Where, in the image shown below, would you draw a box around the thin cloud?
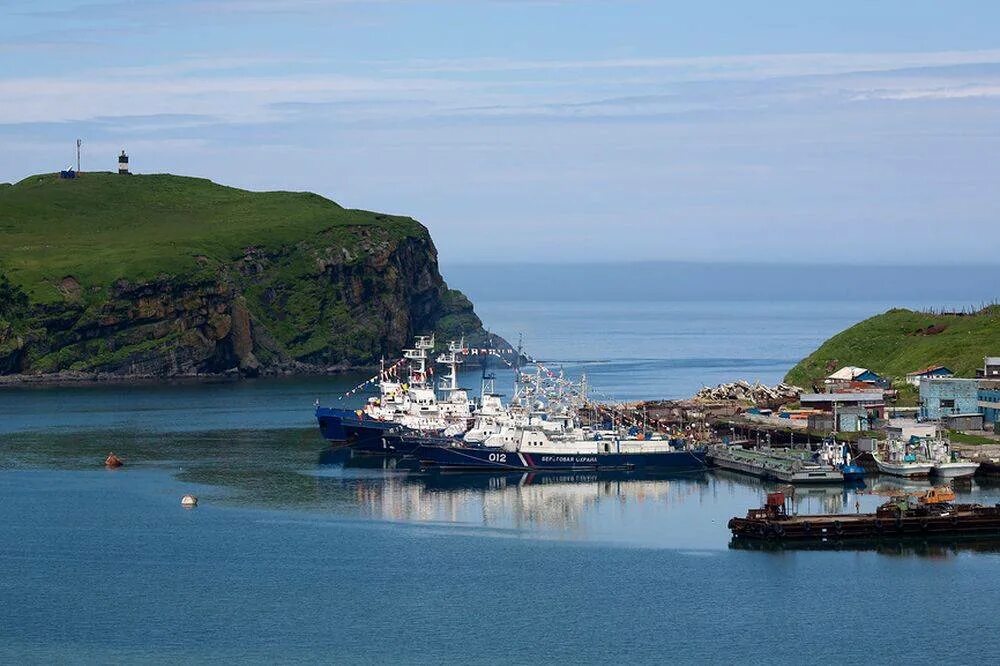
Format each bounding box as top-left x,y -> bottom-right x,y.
395,49 -> 1000,81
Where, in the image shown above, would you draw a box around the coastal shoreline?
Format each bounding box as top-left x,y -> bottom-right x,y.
0,352 -> 507,388
0,367 -> 369,388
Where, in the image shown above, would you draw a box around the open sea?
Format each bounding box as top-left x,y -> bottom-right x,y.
3,265 -> 1000,664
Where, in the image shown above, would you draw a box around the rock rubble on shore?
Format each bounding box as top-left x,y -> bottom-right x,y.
695,380 -> 803,407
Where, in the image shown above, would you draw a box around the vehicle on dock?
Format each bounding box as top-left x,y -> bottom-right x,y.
728,490 -> 1000,543
708,445 -> 843,484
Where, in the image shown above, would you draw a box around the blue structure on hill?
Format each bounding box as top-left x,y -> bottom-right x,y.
919,377 -> 979,420
980,382 -> 1000,425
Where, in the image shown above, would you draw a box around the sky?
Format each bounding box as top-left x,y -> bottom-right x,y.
2,1 -> 1000,264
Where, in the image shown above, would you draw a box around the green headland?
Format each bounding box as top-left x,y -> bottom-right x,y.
785,306 -> 1000,389
0,172 -> 493,378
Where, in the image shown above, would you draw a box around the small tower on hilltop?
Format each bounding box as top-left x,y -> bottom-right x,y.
118,149 -> 130,175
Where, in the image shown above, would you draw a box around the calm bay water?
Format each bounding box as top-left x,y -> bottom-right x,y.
3,296 -> 1000,664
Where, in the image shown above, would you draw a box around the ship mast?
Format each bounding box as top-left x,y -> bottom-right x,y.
403,334 -> 435,388
480,351 -> 496,402
436,337 -> 464,399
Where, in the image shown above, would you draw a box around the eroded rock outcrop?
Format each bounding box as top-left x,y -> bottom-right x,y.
0,216 -> 492,380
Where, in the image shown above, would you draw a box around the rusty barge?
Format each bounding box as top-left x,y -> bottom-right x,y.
728,490 -> 1000,543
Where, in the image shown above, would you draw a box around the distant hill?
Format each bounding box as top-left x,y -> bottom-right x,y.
784,306 -> 1000,388
0,172 -> 496,378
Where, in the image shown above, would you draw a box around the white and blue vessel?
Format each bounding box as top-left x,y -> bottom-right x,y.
316,335 -> 473,454
817,439 -> 866,482
413,426 -> 706,472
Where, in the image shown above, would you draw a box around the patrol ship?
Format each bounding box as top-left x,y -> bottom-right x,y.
413,424 -> 707,472
315,335 -> 474,454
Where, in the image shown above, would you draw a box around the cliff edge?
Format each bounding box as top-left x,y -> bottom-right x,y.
0,172 -> 496,379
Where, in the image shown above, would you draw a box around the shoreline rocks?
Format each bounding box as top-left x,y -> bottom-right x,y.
695,380 -> 803,408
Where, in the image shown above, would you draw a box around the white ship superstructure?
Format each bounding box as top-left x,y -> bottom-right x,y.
464,366 -> 582,444
362,335 -> 471,434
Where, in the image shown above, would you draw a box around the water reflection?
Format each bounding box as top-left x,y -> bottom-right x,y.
10,425 -> 1000,555
309,447 -> 1000,554
318,447 -> 710,532
730,537 -> 1000,556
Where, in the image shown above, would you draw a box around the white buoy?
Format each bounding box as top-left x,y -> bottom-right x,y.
181,494 -> 198,508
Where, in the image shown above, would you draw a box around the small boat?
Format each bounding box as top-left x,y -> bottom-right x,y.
926,439 -> 980,479
873,456 -> 935,477
873,439 -> 934,477
933,459 -> 980,479
817,439 -> 866,482
104,453 -> 123,468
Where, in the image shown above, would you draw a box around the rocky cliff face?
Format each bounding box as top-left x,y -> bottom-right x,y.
0,229 -> 492,380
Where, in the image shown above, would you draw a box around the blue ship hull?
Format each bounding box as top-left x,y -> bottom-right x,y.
839,464 -> 867,482
414,443 -> 708,472
315,407 -> 443,455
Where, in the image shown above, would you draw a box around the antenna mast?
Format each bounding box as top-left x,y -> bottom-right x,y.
76,139 -> 82,173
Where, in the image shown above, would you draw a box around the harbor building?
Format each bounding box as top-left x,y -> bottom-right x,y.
980,380 -> 1000,426
800,392 -> 885,429
823,365 -> 889,392
978,357 -> 1000,379
905,364 -> 953,387
919,377 -> 980,426
885,419 -> 937,441
835,405 -> 873,432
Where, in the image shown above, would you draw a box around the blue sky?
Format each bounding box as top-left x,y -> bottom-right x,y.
3,1 -> 1000,263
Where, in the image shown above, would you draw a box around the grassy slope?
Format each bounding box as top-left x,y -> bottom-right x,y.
785,307 -> 1000,387
0,172 -> 425,302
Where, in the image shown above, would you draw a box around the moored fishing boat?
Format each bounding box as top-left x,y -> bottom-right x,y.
817,439 -> 866,482
872,439 -> 934,478
926,438 -> 980,479
933,459 -> 981,479
873,457 -> 935,478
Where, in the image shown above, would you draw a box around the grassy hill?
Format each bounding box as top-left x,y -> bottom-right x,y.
0,172 -> 494,377
785,306 -> 1000,388
0,172 -> 423,303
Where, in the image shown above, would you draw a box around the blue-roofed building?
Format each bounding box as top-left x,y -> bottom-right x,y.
905,365 -> 954,387
919,377 -> 979,421
825,366 -> 888,389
